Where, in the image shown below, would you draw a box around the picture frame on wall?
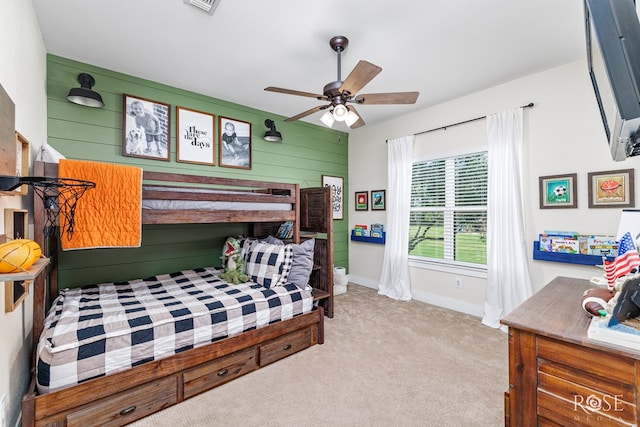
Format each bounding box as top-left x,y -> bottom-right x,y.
587,168 -> 635,208
219,116 -> 251,169
371,189 -> 386,211
355,191 -> 368,211
176,106 -> 215,166
122,94 -> 170,161
322,175 -> 344,220
538,173 -> 577,209
14,131 -> 29,195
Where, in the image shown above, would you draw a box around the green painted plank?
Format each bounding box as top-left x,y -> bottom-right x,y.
46,54 -> 349,288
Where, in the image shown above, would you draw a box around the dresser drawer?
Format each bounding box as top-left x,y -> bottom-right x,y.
259,328 -> 311,367
538,388 -> 634,427
65,376 -> 177,427
538,372 -> 636,426
183,347 -> 258,399
537,336 -> 635,386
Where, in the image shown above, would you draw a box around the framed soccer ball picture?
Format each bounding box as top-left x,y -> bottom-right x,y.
539,173 -> 577,209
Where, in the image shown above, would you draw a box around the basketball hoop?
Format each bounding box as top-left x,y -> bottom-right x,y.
0,176 -> 95,239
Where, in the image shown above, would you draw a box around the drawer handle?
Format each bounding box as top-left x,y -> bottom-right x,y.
283,344 -> 292,351
217,368 -> 229,377
119,405 -> 137,416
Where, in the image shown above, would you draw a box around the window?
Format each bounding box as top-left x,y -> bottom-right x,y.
409,151 -> 487,267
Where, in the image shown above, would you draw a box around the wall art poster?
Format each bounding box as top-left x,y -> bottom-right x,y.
176,107 -> 215,165
322,175 -> 344,220
122,94 -> 170,161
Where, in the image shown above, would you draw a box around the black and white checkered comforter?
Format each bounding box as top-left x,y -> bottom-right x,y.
36,267 -> 312,394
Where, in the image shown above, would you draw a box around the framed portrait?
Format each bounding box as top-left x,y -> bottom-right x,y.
355,191 -> 368,211
176,107 -> 215,166
322,175 -> 344,220
122,94 -> 170,161
587,168 -> 635,208
371,190 -> 386,211
539,173 -> 577,209
219,116 -> 251,169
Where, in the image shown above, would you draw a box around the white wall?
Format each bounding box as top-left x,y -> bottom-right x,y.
0,1 -> 46,426
348,58 -> 640,316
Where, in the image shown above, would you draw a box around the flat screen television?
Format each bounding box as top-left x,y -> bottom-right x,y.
585,0 -> 640,161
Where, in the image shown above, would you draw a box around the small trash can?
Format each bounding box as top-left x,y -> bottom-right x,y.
334,267 -> 348,295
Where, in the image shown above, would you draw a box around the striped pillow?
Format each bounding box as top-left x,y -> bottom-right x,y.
244,241 -> 293,288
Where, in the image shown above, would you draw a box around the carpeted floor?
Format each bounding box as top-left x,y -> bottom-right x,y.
128,284 -> 508,426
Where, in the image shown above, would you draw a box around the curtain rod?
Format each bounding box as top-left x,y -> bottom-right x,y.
386,102 -> 534,142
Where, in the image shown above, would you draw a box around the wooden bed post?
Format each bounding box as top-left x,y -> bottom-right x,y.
32,161 -> 47,360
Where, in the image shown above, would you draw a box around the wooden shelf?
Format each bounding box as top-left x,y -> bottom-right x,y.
351,231 -> 385,244
0,257 -> 49,281
532,241 -> 603,266
311,287 -> 330,303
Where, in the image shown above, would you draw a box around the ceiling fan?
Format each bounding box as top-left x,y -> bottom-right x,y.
264,36 -> 419,129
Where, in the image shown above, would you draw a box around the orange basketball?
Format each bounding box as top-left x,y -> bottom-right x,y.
0,239 -> 42,273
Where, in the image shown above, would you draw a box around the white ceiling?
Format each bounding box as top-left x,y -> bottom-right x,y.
32,0 -> 587,131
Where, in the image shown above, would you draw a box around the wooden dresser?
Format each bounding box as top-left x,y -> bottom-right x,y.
501,276 -> 640,427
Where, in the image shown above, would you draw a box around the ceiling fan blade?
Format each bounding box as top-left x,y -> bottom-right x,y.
264,86 -> 326,100
347,106 -> 366,129
284,105 -> 329,122
340,60 -> 382,96
355,92 -> 420,105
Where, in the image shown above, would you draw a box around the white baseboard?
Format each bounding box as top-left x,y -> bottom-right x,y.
348,275 -> 484,318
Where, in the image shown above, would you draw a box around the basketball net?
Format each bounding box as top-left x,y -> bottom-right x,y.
29,178 -> 96,239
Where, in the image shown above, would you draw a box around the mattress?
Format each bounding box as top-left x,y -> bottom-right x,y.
36,267 -> 312,393
142,186 -> 292,211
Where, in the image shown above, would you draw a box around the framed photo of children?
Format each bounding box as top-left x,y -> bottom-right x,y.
371,189 -> 386,211
539,173 -> 577,209
587,168 -> 635,208
122,94 -> 170,161
355,191 -> 368,211
322,175 -> 344,220
219,116 -> 251,169
176,107 -> 215,166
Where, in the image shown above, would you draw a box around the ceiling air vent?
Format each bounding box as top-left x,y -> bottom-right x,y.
183,0 -> 221,14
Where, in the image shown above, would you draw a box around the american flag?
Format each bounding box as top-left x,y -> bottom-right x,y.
604,231 -> 640,290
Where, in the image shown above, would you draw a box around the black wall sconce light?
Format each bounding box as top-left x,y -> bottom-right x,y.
263,119 -> 282,142
67,73 -> 105,108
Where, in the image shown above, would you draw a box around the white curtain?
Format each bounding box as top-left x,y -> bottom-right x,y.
482,109 -> 533,331
378,135 -> 414,301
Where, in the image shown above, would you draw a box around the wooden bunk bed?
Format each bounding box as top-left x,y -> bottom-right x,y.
21,160 -> 331,427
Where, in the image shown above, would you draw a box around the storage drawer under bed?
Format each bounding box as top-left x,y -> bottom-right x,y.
182,347 -> 258,399
259,328 -> 312,367
62,376 -> 177,427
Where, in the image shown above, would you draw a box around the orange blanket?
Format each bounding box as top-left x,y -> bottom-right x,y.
58,159 -> 142,250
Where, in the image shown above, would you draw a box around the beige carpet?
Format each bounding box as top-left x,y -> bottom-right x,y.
128,284 -> 508,427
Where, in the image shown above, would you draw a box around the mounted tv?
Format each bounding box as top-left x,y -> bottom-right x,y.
585,0 -> 640,161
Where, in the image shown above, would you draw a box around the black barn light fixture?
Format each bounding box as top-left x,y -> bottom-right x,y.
263,119 -> 283,142
67,73 -> 104,108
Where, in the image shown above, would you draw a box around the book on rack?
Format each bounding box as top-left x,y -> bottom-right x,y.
353,224 -> 370,237
371,223 -> 384,238
276,221 -> 294,239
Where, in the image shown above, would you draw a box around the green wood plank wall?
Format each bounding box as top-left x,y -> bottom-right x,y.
45,55 -> 349,288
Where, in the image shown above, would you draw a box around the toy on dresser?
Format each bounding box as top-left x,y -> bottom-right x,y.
581,287 -> 617,317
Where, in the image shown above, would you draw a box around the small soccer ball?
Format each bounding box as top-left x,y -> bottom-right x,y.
553,185 -> 567,197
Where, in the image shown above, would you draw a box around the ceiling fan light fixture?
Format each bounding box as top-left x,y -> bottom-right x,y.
345,110 -> 359,127
320,111 -> 335,127
332,104 -> 348,121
